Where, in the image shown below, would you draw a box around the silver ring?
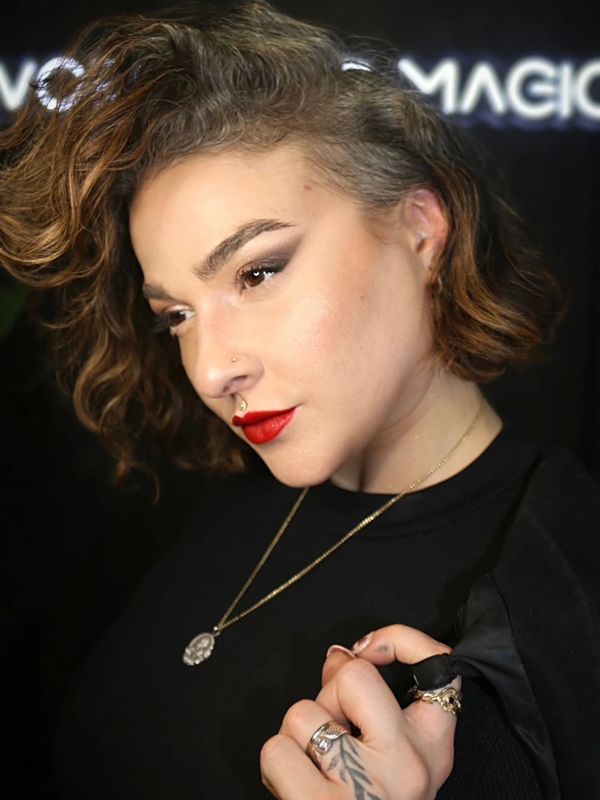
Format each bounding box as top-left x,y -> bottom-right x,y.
306,720 -> 351,766
409,685 -> 462,716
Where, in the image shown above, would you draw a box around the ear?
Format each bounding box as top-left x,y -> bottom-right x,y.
400,187 -> 448,272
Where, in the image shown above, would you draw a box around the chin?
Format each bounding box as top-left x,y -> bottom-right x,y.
260,453 -> 337,489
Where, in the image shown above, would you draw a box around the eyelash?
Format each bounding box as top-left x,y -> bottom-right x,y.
151,259 -> 287,335
151,309 -> 193,335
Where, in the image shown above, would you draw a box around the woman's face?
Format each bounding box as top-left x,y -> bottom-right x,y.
130,145 -> 441,488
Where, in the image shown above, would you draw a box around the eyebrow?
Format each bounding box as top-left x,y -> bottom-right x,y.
193,218 -> 296,281
141,218 -> 295,301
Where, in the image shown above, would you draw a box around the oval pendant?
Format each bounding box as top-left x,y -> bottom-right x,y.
182,631 -> 215,665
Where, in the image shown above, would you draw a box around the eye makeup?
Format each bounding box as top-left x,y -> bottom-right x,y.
149,238 -> 299,335
235,258 -> 287,291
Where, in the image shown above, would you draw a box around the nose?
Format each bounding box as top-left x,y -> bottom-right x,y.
184,313 -> 262,403
195,355 -> 260,401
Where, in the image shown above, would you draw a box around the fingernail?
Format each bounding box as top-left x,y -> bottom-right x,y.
326,644 -> 356,659
351,633 -> 372,654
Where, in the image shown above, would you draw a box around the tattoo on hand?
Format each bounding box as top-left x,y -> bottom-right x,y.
327,737 -> 382,800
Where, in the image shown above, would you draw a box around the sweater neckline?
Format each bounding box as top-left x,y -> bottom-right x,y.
297,424 -> 541,540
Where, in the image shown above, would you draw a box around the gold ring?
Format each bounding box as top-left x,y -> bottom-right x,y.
306,720 -> 351,766
410,685 -> 462,716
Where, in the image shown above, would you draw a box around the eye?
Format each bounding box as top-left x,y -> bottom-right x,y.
152,307 -> 195,336
238,260 -> 286,291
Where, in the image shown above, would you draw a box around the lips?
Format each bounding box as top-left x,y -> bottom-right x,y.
232,407 -> 296,445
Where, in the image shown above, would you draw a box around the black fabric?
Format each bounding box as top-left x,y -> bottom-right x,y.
47,426 -> 551,799
445,576 -> 560,798
437,677 -> 544,800
490,451 -> 600,797
413,449 -> 600,798
3,424 -> 599,798
411,653 -> 455,689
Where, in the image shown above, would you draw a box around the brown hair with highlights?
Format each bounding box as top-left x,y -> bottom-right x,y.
0,0 -> 563,485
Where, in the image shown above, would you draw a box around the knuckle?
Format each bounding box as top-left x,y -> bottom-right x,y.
281,698 -> 314,731
337,655 -> 378,686
260,734 -> 287,767
386,623 -> 451,655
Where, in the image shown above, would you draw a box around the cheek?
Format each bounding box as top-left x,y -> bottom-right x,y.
284,252 -> 383,366
277,289 -> 361,372
299,270 -> 431,400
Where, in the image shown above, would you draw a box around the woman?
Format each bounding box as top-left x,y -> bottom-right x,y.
1,1 -> 599,798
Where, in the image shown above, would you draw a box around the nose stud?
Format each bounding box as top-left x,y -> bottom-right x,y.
237,396 -> 247,413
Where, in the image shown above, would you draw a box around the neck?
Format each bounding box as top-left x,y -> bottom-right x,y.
330,373 -> 503,494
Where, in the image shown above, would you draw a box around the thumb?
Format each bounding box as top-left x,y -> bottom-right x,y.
350,624 -> 451,666
350,624 -> 461,748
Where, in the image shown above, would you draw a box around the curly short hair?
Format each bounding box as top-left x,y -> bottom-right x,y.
0,0 -> 563,484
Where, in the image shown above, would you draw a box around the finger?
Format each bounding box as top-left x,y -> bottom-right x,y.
404,675 -> 462,746
274,699 -> 359,793
317,657 -> 458,790
318,624 -> 452,741
260,732 -> 330,800
321,644 -> 356,687
351,624 -> 451,667
316,657 -> 407,748
349,625 -> 459,752
279,698 -> 349,751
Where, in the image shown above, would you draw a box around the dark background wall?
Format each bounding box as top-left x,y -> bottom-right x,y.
0,1 -> 598,794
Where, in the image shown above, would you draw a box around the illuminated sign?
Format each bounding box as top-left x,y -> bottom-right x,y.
0,55 -> 84,116
397,57 -> 600,125
1,54 -> 599,128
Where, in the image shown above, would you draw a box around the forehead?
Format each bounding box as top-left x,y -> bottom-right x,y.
129,144 -> 328,245
129,144 -> 376,280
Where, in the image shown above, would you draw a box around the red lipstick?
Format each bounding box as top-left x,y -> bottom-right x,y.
232,407 -> 296,445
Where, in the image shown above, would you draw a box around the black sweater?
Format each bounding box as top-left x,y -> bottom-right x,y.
51,427 -> 546,798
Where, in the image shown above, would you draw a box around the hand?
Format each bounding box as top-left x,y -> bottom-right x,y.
260,625 -> 459,800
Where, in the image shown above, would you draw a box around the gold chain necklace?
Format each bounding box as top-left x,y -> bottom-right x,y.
183,400 -> 485,665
